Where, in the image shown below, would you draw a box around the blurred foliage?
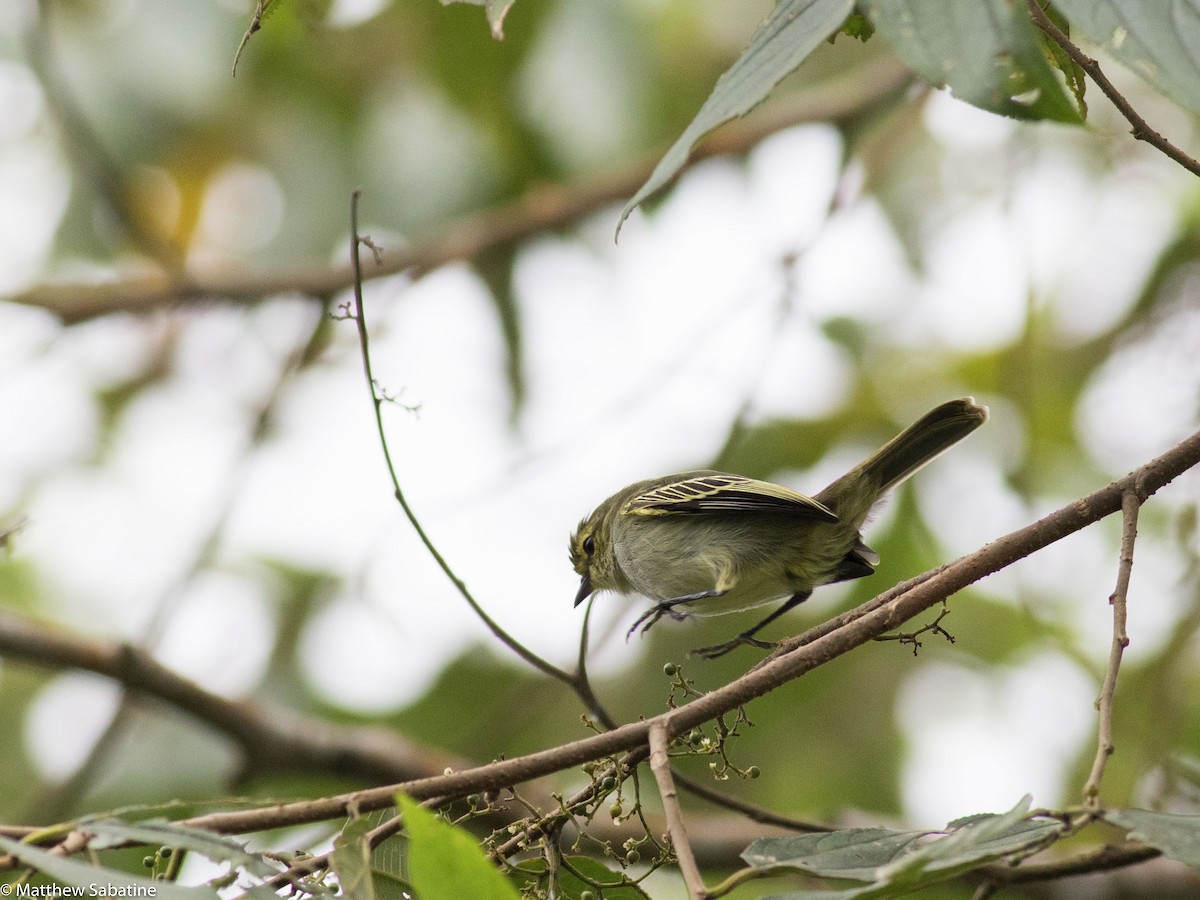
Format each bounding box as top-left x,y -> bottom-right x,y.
2,0 -> 1200,898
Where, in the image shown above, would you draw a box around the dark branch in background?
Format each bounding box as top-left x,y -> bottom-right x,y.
1027,0 -> 1200,178
0,612 -> 470,784
0,609 -> 772,874
27,2 -> 183,270
6,57 -> 914,323
22,307 -> 331,824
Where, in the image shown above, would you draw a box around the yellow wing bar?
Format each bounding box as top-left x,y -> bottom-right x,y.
622,473 -> 837,521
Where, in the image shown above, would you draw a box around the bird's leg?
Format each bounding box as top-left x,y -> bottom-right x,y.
691,590 -> 812,659
626,590 -> 722,641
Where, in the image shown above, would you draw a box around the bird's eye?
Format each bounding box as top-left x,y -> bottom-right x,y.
583,534 -> 595,556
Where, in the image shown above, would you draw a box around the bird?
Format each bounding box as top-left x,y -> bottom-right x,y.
569,398 -> 988,658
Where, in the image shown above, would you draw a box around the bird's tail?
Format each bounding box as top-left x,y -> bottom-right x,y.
818,397 -> 989,514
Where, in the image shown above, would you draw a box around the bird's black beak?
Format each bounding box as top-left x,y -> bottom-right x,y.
574,575 -> 593,607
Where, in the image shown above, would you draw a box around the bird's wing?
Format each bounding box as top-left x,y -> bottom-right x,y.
622,473 -> 837,521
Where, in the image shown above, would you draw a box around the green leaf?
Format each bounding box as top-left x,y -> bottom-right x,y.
750,798 -> 1063,899
866,0 -> 1083,122
1103,808 -> 1200,868
1037,2 -> 1089,116
0,835 -> 215,900
396,794 -> 520,900
1054,0 -> 1200,114
618,0 -> 855,233
83,818 -> 277,879
331,814 -> 415,900
743,828 -> 930,881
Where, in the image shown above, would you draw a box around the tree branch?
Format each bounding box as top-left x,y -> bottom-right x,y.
649,721 -> 707,899
0,612 -> 469,784
1027,0 -> 1200,178
1083,488 -> 1141,805
5,57 -> 913,323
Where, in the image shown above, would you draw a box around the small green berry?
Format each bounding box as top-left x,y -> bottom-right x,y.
580,892 -> 596,900
663,662 -> 678,677
600,775 -> 617,792
625,849 -> 640,865
609,801 -> 623,818
142,857 -> 155,869
747,765 -> 761,779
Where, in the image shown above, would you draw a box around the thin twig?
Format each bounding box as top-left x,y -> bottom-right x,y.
346,191 -> 572,686
232,0 -> 274,76
1027,0 -> 1200,178
346,193 -> 636,731
648,722 -> 707,900
1083,487 -> 1141,805
672,771 -> 829,832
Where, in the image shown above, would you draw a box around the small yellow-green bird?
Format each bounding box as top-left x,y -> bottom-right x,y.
569,398 -> 988,658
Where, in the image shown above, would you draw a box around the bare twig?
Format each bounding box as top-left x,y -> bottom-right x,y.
648,721 -> 707,899
232,0 -> 276,76
346,191 -> 573,687
1027,0 -> 1200,178
981,839 -> 1159,883
1083,487 -> 1142,805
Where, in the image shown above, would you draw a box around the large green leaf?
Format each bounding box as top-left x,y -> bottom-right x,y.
1054,0 -> 1200,113
396,794 -> 520,900
1104,808 -> 1200,868
742,828 -> 930,881
331,814 -> 415,900
83,818 -> 277,879
0,835 -> 215,900
618,0 -> 855,232
746,797 -> 1063,899
866,0 -> 1083,122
